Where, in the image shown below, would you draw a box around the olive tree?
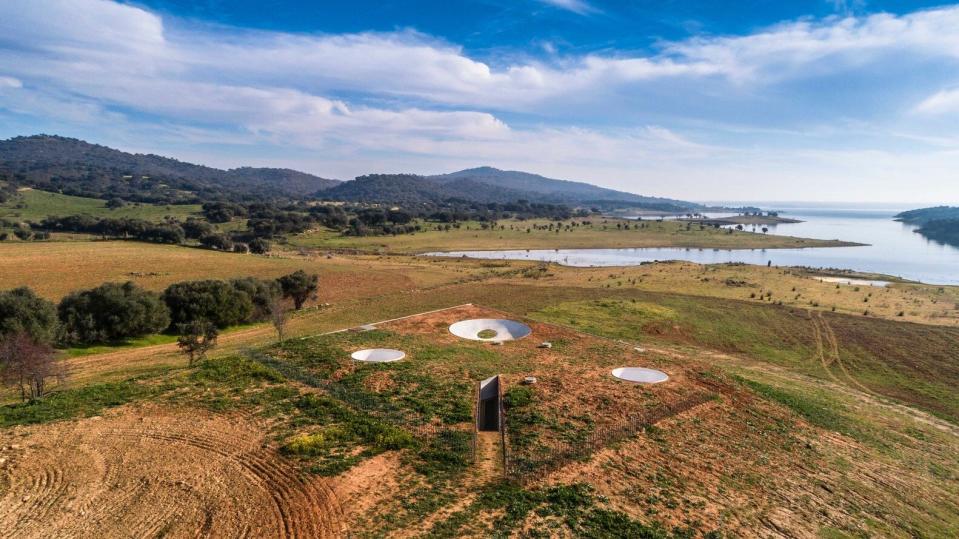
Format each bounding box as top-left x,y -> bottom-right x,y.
277,270 -> 318,310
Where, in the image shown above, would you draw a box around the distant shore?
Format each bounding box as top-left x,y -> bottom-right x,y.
678,215 -> 802,226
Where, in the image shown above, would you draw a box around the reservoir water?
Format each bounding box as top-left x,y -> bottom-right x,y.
425,203 -> 959,285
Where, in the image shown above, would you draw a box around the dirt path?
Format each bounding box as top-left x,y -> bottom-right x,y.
0,404 -> 345,538
474,431 -> 504,482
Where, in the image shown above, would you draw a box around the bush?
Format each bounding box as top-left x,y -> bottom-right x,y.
0,287 -> 58,343
162,280 -> 254,329
58,282 -> 170,345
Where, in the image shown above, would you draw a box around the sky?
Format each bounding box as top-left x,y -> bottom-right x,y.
1,0 -> 958,203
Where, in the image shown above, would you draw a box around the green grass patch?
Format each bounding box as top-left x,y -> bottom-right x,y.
64,333 -> 179,358
0,188 -> 200,223
0,379 -> 160,427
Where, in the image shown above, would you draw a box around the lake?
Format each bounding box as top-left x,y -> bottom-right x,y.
424,203 -> 959,285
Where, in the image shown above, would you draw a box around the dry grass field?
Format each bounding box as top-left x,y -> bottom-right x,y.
0,241 -> 484,301
288,218 -> 857,253
532,260 -> 959,326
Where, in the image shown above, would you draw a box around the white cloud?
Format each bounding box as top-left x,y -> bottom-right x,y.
539,0 -> 596,15
914,88 -> 959,115
0,0 -> 958,201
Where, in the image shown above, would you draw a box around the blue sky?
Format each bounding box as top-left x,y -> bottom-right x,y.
1,0 -> 958,202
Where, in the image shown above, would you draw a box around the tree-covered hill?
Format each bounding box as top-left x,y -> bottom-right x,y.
321,174 -> 538,206
895,206 -> 959,225
430,166 -> 700,211
0,135 -> 340,203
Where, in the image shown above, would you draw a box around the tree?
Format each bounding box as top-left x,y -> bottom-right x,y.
57,282 -> 170,345
269,296 -> 290,342
248,238 -> 271,254
0,332 -> 64,401
0,287 -> 59,344
176,320 -> 218,366
162,280 -> 254,329
200,233 -> 234,251
13,227 -> 32,241
105,197 -> 126,209
229,277 -> 281,321
277,270 -> 318,310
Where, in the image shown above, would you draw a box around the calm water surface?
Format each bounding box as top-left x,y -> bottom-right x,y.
425,203 -> 959,285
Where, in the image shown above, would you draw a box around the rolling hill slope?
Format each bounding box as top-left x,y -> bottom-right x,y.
0,135 -> 340,203
431,166 -> 699,210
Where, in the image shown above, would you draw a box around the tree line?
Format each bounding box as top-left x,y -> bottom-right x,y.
0,270 -> 318,400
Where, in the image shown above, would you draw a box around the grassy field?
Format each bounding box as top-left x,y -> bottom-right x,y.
2,295 -> 957,537
0,240 -> 485,300
0,188 -> 201,223
288,217 -> 858,253
530,293 -> 959,423
535,261 -> 959,326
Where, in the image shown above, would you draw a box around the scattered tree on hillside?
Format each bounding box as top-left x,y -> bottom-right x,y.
269,296 -> 290,342
277,270 -> 318,310
248,238 -> 271,254
105,197 -> 126,209
0,287 -> 59,344
0,332 -> 64,401
176,320 -> 218,366
200,233 -> 234,251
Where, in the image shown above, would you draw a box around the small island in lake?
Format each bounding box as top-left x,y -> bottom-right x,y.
896,206 -> 959,248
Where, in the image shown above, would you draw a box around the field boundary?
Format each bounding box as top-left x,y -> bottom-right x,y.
299,303 -> 476,339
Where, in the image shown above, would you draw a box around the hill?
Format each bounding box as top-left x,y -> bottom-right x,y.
431,166 -> 699,210
896,207 -> 959,248
0,135 -> 340,203
321,174 -> 543,206
896,206 -> 959,225
915,219 -> 959,248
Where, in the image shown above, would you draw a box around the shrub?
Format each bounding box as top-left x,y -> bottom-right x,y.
57,282 -> 170,345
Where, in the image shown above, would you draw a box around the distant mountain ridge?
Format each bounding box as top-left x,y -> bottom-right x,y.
0,135 -> 341,203
0,135 -> 699,211
321,174 -> 551,206
429,166 -> 698,210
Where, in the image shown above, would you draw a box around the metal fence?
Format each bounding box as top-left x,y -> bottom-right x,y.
248,349 -> 476,461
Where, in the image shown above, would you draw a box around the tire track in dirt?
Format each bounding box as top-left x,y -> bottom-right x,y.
0,404 -> 345,538
809,310 -> 842,385
817,312 -> 877,397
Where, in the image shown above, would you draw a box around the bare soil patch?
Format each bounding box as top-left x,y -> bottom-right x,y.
0,403 -> 344,538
